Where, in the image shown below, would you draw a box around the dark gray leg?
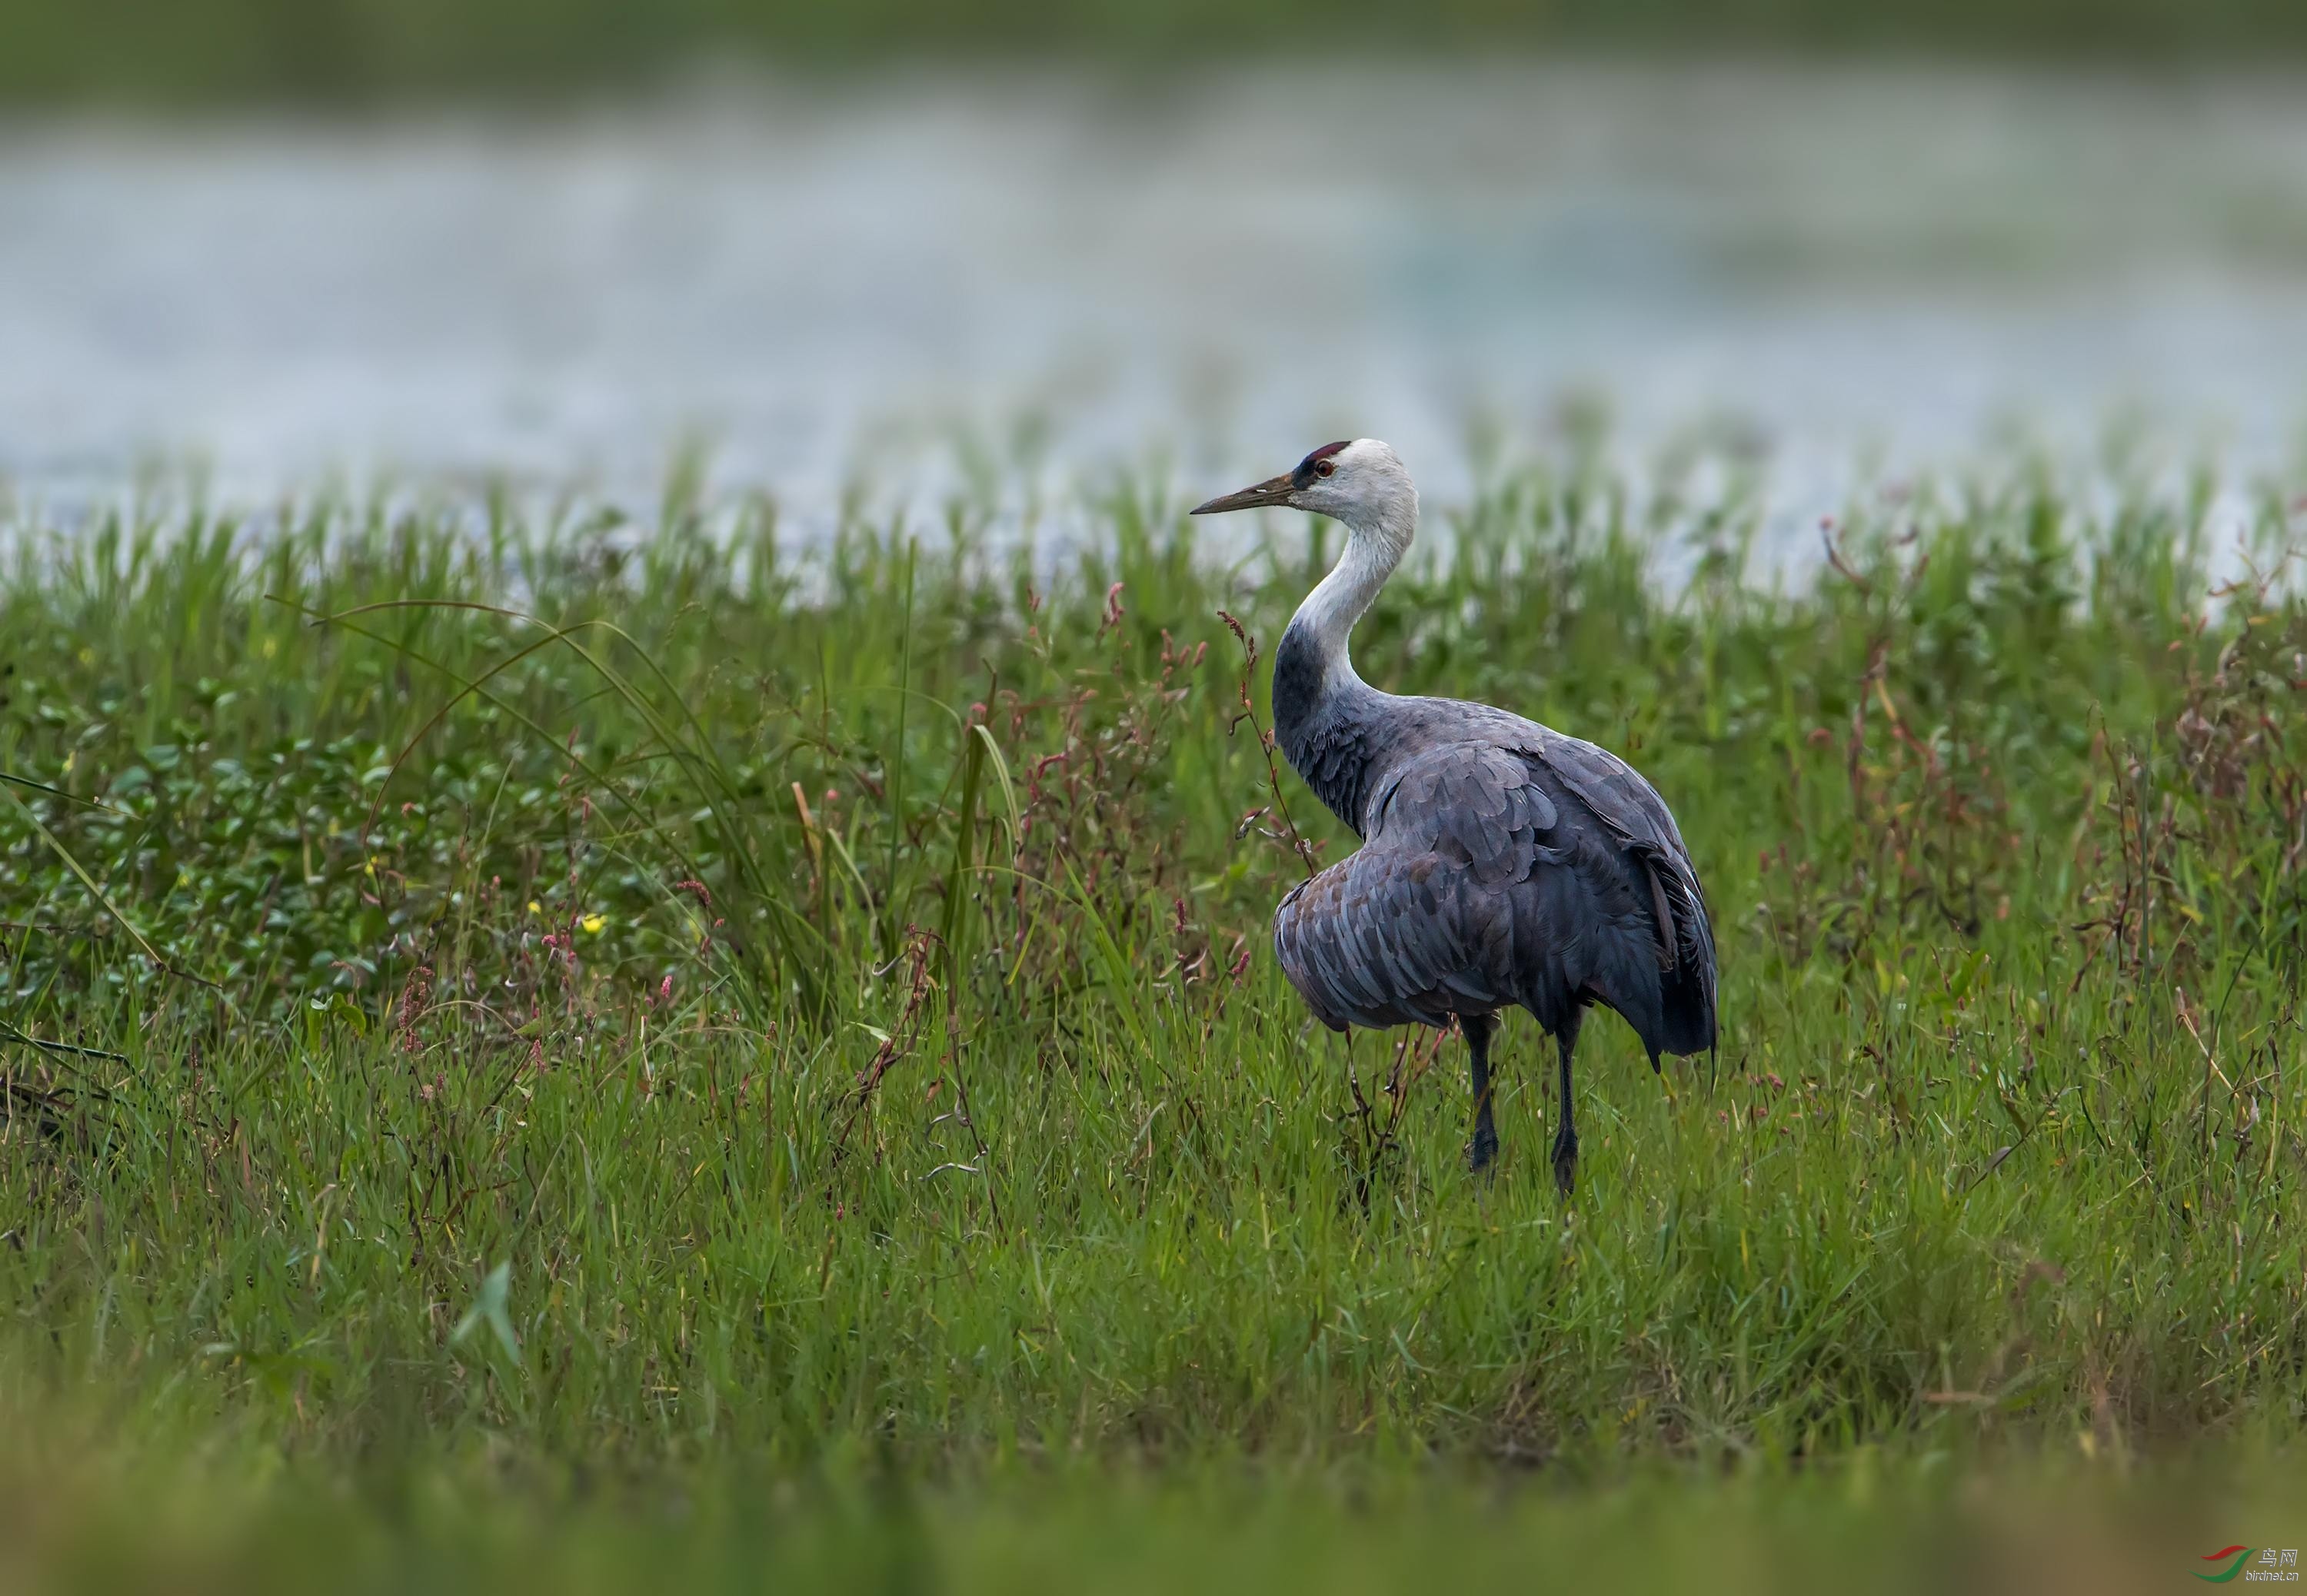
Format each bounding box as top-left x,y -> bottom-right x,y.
1463,1013 -> 1500,1175
1551,1009 -> 1584,1197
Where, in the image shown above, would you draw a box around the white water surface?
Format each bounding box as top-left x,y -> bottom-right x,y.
7,66 -> 2307,541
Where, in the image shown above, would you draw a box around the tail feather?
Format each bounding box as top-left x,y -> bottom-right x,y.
1654,952 -> 1716,1058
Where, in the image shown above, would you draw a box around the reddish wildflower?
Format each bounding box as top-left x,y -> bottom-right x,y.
396,964 -> 434,1055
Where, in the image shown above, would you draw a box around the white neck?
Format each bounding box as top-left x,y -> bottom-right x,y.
1286,494 -> 1416,690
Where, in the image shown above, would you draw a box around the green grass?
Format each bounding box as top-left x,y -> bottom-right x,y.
2,450 -> 2303,1588
15,0 -> 2307,108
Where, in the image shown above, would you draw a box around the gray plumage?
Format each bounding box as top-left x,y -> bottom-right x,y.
1194,439 -> 1717,1193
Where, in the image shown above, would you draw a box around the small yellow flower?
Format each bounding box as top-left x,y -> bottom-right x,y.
528,900 -> 542,916
581,913 -> 607,935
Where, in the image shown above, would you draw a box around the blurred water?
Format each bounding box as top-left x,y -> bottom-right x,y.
7,65 -> 2307,537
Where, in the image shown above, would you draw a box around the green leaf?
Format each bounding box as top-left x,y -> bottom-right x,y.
452,1262 -> 519,1363
972,723 -> 1020,853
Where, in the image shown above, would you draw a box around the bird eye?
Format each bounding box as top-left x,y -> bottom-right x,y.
1315,459 -> 1335,477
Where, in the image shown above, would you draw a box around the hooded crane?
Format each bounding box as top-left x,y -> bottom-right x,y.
1193,440 -> 1716,1194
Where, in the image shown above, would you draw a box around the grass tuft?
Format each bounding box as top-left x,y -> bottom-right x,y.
1,454 -> 2303,1580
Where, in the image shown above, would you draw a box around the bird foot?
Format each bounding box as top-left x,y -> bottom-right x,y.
1466,1129 -> 1499,1178
1550,1134 -> 1578,1198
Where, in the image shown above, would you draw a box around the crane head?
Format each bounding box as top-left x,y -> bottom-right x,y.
1190,440 -> 1413,537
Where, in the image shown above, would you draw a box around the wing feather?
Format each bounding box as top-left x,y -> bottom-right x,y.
1270,730 -> 1717,1059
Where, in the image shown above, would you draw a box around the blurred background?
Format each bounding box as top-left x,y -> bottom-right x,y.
7,3 -> 2307,537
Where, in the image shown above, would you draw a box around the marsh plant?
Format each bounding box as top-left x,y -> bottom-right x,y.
0,454 -> 2302,1583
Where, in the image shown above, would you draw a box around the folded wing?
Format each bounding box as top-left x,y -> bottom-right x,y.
1271,737 -> 1716,1059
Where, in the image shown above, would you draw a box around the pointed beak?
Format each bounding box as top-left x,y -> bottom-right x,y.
1190,472 -> 1296,516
